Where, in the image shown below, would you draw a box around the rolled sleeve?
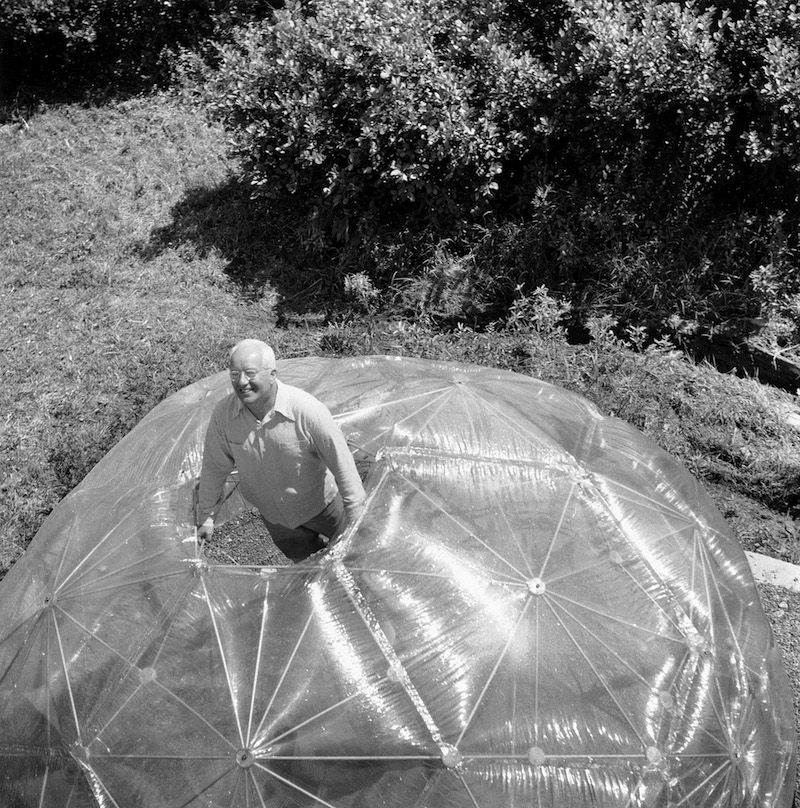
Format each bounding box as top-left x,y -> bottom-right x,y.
197,407 -> 236,524
307,406 -> 366,516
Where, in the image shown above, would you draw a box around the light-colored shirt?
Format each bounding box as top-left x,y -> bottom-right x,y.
197,379 -> 365,528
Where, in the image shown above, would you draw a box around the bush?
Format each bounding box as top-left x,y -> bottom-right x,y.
189,0 -> 800,336
196,0 -> 559,242
194,0 -> 799,332
479,0 -> 800,328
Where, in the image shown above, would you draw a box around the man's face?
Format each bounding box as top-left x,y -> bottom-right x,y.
229,347 -> 276,410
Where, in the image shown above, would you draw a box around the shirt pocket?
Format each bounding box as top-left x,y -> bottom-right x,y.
277,437 -> 321,489
273,436 -> 312,463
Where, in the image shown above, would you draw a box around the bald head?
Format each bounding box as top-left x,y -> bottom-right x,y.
229,340 -> 276,371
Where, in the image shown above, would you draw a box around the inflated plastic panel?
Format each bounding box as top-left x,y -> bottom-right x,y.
0,356 -> 795,807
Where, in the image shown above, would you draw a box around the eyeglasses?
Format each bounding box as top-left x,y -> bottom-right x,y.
229,368 -> 272,381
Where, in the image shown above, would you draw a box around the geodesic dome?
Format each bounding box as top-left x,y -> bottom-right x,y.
0,355 -> 795,808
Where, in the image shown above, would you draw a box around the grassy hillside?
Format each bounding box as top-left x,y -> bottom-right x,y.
1,92 -> 799,579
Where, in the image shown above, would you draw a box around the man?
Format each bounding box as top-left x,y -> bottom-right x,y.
196,339 -> 366,561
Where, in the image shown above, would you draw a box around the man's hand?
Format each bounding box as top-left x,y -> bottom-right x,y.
197,517 -> 215,542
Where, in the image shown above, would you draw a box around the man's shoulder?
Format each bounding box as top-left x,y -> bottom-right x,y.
210,391 -> 241,421
278,381 -> 330,419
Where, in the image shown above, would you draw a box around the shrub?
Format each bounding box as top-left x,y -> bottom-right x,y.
197,0 -> 562,241
196,0 -> 799,332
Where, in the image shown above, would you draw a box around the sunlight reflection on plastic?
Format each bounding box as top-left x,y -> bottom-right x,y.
0,356 -> 795,807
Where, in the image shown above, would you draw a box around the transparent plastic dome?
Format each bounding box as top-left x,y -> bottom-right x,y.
0,356 -> 795,808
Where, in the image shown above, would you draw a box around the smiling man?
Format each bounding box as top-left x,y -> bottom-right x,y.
196,339 -> 366,561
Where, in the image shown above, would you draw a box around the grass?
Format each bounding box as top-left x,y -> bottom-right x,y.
1,91 -> 799,582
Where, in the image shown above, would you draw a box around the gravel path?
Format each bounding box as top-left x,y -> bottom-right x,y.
757,583 -> 800,806
207,510 -> 800,806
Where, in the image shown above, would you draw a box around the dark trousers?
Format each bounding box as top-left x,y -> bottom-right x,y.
261,495 -> 345,562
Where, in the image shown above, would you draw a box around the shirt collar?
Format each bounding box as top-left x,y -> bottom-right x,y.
271,379 -> 294,419
231,378 -> 294,421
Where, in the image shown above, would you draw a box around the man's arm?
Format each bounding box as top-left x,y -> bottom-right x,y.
309,405 -> 366,523
196,408 -> 236,539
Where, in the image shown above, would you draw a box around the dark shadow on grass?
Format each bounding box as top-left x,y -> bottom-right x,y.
133,175 -> 338,316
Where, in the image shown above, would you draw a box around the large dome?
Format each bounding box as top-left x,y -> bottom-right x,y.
0,356 -> 795,807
